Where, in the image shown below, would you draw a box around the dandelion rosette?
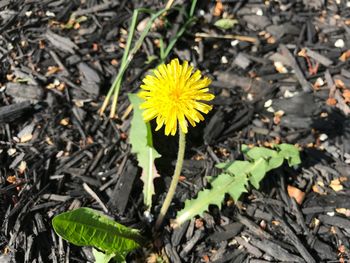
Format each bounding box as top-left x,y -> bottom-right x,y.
138,59 -> 215,136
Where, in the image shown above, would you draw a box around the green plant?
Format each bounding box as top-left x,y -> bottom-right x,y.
134,58 -> 215,229
99,0 -> 198,118
52,208 -> 144,263
159,0 -> 198,63
52,1 -> 201,261
129,93 -> 161,212
173,144 -> 301,227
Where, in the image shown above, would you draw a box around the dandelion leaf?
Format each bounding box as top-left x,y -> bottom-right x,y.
249,158 -> 267,189
222,160 -> 252,177
175,144 -> 301,227
245,146 -> 277,160
267,155 -> 284,171
245,145 -> 287,171
128,93 -> 161,211
276,143 -> 301,166
52,208 -> 142,261
175,173 -> 248,226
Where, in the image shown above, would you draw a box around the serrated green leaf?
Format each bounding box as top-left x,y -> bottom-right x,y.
245,145 -> 299,170
52,208 -> 142,260
175,144 -> 301,227
224,160 -> 252,177
246,147 -> 277,160
175,173 -> 248,226
214,18 -> 238,30
267,156 -> 284,171
216,173 -> 248,201
249,158 -> 267,189
128,93 -> 161,211
216,162 -> 228,169
276,143 -> 301,166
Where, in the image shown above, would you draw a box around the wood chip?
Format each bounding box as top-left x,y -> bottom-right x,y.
287,185 -> 305,205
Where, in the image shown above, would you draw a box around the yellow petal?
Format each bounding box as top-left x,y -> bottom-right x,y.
138,58 -> 214,135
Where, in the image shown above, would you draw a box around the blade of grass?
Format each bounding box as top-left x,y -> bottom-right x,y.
160,0 -> 198,63
100,2 -> 175,118
99,9 -> 140,116
108,8 -> 168,118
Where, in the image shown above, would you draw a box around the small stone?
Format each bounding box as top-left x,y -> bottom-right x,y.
267,106 -> 275,113
319,134 -> 328,141
335,39 -> 345,48
314,77 -> 325,89
256,9 -> 263,16
18,161 -> 27,174
274,61 -> 288,73
221,56 -> 228,64
284,90 -> 298,98
56,151 -> 64,158
264,99 -> 273,108
233,53 -> 251,69
45,11 -> 55,17
7,148 -> 16,156
60,118 -> 70,126
231,40 -> 239,46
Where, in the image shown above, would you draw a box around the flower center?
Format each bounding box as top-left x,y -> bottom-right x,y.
170,87 -> 181,101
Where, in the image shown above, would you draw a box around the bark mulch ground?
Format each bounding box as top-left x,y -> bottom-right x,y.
1,0 -> 350,262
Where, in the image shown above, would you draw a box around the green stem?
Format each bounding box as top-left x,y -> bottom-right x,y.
155,129 -> 186,229
160,0 -> 198,64
100,8 -> 168,117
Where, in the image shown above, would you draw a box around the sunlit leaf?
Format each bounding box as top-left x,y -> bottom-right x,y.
276,143 -> 301,166
175,144 -> 301,226
128,93 -> 161,211
175,173 -> 248,226
92,248 -> 116,263
52,208 -> 142,261
214,18 -> 238,30
249,159 -> 267,189
245,146 -> 277,160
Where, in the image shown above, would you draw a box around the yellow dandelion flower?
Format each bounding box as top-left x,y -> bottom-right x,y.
138,58 -> 215,136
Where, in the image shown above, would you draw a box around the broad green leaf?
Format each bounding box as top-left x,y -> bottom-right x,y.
246,146 -> 280,171
249,159 -> 267,189
128,93 -> 161,211
216,162 -> 230,169
214,18 -> 238,30
267,156 -> 284,171
224,160 -> 252,177
175,173 -> 248,226
223,158 -> 267,189
276,144 -> 301,166
52,208 -> 142,260
246,147 -> 277,160
92,248 -> 116,263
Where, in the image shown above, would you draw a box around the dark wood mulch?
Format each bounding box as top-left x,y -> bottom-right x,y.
1,0 -> 350,262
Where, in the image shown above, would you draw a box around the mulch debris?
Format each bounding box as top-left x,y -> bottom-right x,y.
1,0 -> 350,262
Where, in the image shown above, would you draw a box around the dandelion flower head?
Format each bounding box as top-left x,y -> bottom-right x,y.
138,58 -> 215,136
